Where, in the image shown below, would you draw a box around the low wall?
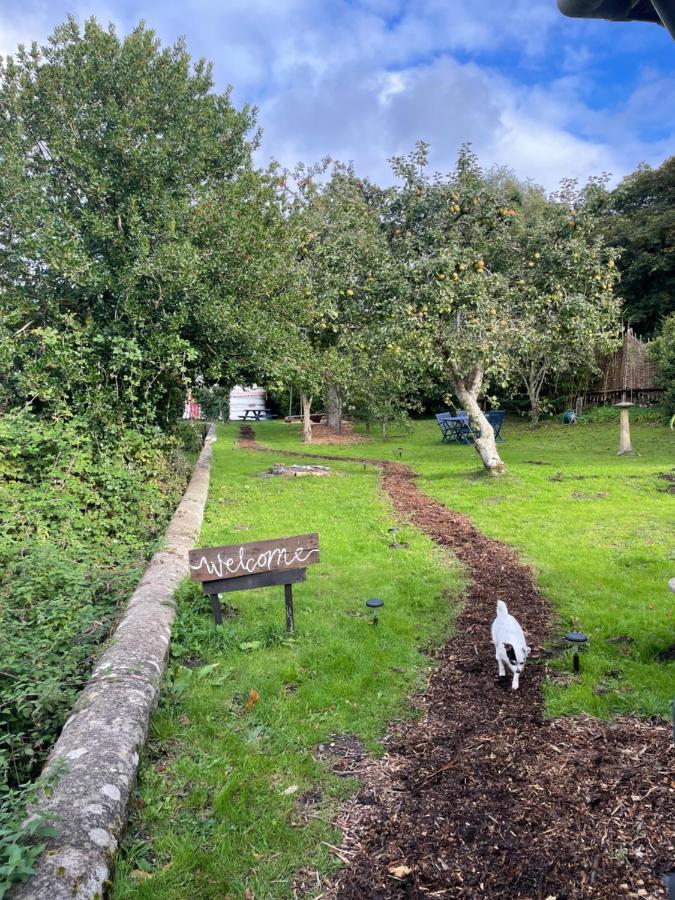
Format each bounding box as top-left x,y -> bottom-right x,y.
10,425 -> 217,900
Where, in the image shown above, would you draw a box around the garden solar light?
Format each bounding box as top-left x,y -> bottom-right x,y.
564,631 -> 589,674
388,527 -> 406,549
397,447 -> 403,459
366,597 -> 384,625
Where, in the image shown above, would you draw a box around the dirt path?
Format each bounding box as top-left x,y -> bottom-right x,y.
242,439 -> 673,899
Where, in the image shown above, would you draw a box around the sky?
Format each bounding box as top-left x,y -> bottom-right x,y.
0,1 -> 673,191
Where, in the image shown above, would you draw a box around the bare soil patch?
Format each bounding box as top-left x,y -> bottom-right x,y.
241,440 -> 673,899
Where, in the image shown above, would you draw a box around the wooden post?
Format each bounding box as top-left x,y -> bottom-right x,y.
210,593 -> 223,626
615,401 -> 636,455
284,583 -> 295,634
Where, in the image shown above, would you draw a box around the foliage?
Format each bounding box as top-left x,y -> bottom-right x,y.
279,163 -> 405,437
192,385 -> 229,422
597,157 -> 675,337
576,403 -> 667,426
508,180 -> 622,423
0,779 -> 59,900
649,312 -> 675,416
0,17 -> 292,430
0,412 -> 190,893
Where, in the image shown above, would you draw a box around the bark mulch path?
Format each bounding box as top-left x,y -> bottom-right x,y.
240,441 -> 674,899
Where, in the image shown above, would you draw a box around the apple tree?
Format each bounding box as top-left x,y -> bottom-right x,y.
282,162 -> 403,441
381,143 -> 520,473
507,182 -> 622,424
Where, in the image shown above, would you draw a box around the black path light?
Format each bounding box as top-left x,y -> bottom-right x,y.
388,527 -> 406,549
397,447 -> 404,459
366,597 -> 384,625
564,631 -> 589,674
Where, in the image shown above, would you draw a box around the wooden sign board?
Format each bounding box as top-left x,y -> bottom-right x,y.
188,534 -> 320,632
188,533 -> 320,582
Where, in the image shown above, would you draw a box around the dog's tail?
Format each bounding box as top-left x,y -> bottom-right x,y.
496,600 -> 509,617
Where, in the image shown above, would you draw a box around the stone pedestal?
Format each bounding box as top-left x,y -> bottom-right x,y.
615,401 -> 636,456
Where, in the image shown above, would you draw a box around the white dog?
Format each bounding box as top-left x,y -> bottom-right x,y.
491,600 -> 531,690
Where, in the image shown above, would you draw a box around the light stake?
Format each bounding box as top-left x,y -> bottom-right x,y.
366,597 -> 384,626
564,631 -> 588,674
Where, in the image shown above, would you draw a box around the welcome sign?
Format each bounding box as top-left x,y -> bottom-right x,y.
188,533 -> 320,582
188,534 -> 320,631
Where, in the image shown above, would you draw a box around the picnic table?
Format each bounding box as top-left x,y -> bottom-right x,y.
239,408 -> 276,421
435,410 -> 505,444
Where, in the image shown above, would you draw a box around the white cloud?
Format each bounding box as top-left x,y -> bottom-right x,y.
1,1 -> 672,191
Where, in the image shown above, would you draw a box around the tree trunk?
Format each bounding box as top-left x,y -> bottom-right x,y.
524,362 -> 547,426
451,364 -> 506,475
301,392 -> 313,443
325,385 -> 342,433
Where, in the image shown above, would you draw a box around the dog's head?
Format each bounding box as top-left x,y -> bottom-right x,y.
504,643 -> 531,673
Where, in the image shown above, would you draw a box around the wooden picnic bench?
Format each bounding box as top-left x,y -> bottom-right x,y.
239,408 -> 277,421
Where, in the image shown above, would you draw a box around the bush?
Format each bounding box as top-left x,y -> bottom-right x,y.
0,413 -> 191,889
576,404 -> 667,425
650,313 -> 675,417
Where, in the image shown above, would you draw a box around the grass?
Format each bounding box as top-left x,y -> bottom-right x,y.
111,413 -> 673,897
250,414 -> 674,719
110,434 -> 461,899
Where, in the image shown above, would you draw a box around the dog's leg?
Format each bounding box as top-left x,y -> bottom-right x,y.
511,671 -> 520,690
496,651 -> 506,678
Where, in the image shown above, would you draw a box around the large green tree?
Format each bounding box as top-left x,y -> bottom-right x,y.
598,157 -> 675,337
379,144 -> 622,471
283,163 -> 403,441
508,181 -> 622,424
379,144 -> 521,473
0,17 -> 290,429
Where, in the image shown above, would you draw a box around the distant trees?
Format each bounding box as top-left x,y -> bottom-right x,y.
3,14 -> 660,447
597,156 -> 675,337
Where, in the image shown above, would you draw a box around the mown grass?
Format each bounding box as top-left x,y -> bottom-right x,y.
252,414 -> 674,719
111,436 -> 460,899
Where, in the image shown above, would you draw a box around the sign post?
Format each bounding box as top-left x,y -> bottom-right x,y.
188,533 -> 320,633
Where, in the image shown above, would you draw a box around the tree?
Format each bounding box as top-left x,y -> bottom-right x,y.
283,163 -> 403,441
650,312 -> 675,416
378,144 -> 623,468
508,182 -> 622,424
598,157 -> 675,337
380,143 -> 520,473
0,17 -> 291,430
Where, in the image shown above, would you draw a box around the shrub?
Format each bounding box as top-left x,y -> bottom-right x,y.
650,312 -> 675,417
0,412 -> 191,889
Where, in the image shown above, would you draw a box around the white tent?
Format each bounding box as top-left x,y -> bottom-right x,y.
229,386 -> 266,421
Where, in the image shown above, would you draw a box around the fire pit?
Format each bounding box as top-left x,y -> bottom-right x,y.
269,464 -> 331,477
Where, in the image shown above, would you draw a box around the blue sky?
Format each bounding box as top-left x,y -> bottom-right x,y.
1,1 -> 673,189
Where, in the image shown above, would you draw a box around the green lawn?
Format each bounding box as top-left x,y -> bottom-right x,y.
111,414 -> 673,898
251,414 -> 674,719
111,436 -> 461,899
